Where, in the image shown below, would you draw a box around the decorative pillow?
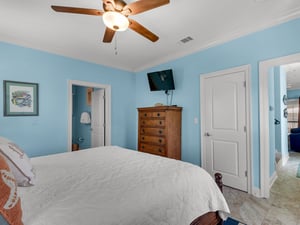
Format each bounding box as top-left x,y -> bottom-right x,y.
0,137 -> 12,145
0,143 -> 35,186
0,153 -> 24,225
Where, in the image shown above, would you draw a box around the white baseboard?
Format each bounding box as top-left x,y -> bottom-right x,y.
251,171 -> 278,198
281,154 -> 289,166
276,154 -> 289,169
252,186 -> 262,198
269,171 -> 278,188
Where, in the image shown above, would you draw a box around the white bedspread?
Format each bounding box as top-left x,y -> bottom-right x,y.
19,146 -> 229,225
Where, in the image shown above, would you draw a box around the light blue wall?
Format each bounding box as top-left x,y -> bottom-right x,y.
271,66 -> 288,176
274,67 -> 282,153
274,67 -> 289,158
268,68 -> 276,176
73,86 -> 91,149
287,89 -> 300,99
0,42 -> 136,157
135,18 -> 300,187
2,17 -> 300,189
278,67 -> 288,158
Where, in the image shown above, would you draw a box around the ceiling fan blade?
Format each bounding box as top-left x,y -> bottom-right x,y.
103,27 -> 116,43
128,18 -> 158,42
123,0 -> 169,15
51,6 -> 104,16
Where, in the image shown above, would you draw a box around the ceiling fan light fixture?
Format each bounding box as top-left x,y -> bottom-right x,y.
103,11 -> 129,31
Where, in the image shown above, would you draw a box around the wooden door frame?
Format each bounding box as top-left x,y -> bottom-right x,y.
200,65 -> 252,194
259,53 -> 300,198
68,80 -> 111,152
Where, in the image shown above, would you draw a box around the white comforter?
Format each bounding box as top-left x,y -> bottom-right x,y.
19,146 -> 229,225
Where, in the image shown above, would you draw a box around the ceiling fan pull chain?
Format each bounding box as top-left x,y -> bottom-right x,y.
114,33 -> 118,55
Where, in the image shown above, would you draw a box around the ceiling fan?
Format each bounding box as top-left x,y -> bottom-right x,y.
51,0 -> 170,43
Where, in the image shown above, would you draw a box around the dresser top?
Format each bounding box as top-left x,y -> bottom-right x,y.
137,106 -> 182,111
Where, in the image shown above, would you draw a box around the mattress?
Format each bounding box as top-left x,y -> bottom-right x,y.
18,146 -> 229,225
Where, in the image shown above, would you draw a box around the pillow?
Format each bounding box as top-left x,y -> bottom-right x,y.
0,137 -> 12,145
0,143 -> 35,186
0,153 -> 24,225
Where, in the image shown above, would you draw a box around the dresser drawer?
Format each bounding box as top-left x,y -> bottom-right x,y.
140,144 -> 166,156
140,111 -> 166,118
140,135 -> 165,145
137,106 -> 182,160
140,128 -> 165,136
140,119 -> 165,127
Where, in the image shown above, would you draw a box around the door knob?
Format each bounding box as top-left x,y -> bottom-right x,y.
205,132 -> 211,136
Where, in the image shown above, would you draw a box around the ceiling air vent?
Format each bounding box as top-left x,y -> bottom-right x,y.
180,36 -> 193,44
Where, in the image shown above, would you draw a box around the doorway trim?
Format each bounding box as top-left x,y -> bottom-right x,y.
68,80 -> 111,152
200,64 -> 252,194
259,53 -> 300,198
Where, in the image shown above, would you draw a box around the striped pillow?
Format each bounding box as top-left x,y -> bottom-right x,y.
0,143 -> 35,186
0,153 -> 24,225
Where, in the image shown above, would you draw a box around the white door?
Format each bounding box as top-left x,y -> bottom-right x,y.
202,69 -> 248,192
91,89 -> 105,148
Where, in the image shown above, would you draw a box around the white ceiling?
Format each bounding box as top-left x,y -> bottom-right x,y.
1,0 -> 300,72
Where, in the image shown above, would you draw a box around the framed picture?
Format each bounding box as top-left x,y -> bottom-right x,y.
3,80 -> 39,116
86,87 -> 93,106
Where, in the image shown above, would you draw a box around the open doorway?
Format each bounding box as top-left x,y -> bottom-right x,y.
72,86 -> 106,150
68,80 -> 111,152
268,65 -> 290,187
259,53 -> 300,198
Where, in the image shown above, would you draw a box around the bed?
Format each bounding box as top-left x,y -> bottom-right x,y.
3,145 -> 230,225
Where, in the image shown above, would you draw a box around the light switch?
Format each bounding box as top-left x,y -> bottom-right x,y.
194,117 -> 198,124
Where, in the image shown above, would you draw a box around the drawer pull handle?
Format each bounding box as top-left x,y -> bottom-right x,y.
157,113 -> 160,116
158,130 -> 162,134
142,146 -> 144,149
143,121 -> 145,124
158,139 -> 162,143
159,121 -> 162,125
158,149 -> 162,152
144,113 -> 147,117
142,129 -> 145,133
142,137 -> 145,140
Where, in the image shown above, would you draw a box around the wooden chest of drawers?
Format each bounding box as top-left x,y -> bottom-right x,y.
137,106 -> 182,160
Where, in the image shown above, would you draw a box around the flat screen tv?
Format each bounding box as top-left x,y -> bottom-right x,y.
147,69 -> 175,91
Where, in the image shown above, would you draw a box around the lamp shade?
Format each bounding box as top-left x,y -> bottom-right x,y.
80,112 -> 91,124
103,11 -> 129,31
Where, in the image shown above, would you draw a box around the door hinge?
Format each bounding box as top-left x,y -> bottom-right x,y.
243,81 -> 246,87
244,126 -> 247,132
245,171 -> 248,177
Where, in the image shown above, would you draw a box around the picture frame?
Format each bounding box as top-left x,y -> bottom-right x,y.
3,80 -> 39,116
86,87 -> 93,106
